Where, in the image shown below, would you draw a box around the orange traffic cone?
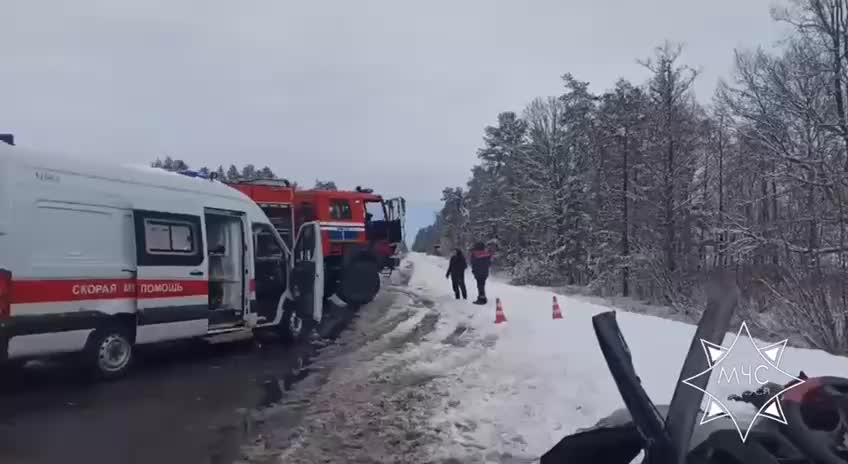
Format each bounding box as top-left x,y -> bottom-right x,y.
495,298 -> 507,324
552,296 -> 563,320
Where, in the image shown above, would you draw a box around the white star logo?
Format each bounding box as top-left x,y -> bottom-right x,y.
681,321 -> 806,443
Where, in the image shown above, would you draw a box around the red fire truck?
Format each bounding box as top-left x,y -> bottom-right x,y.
226,179 -> 405,306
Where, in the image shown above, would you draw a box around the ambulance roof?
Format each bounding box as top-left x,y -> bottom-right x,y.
0,144 -> 251,202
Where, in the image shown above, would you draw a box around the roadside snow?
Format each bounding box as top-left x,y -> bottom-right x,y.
402,253 -> 848,463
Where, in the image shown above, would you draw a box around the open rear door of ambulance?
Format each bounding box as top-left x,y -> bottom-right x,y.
292,221 -> 324,324
132,209 -> 209,344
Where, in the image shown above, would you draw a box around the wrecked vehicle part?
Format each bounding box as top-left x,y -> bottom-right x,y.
541,272 -> 848,463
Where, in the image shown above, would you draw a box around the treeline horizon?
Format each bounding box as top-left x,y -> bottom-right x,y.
150,155 -> 337,190
413,0 -> 848,355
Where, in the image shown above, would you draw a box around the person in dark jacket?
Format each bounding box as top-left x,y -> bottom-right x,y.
445,249 -> 468,300
469,242 -> 492,305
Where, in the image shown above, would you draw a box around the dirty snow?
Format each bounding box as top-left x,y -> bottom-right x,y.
242,261 -> 446,464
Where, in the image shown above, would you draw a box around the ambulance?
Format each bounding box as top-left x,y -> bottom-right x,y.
0,141 -> 324,379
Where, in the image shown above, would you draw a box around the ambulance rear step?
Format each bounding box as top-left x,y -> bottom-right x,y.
204,327 -> 253,344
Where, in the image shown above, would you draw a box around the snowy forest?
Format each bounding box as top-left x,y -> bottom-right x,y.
412,0 -> 848,354
150,155 -> 338,190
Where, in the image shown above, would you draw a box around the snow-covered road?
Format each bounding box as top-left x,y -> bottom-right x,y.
250,253 -> 848,463
407,253 -> 848,462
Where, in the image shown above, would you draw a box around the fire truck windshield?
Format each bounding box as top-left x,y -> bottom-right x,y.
364,200 -> 385,220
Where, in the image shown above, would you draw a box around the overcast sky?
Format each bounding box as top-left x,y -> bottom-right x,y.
2,0 -> 789,239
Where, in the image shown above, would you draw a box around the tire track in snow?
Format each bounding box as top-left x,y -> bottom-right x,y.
240,260 -> 447,464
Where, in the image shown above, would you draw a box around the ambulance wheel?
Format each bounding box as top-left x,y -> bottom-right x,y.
86,327 -> 134,380
338,259 -> 381,305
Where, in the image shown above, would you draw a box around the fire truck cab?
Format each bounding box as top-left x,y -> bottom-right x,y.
226,181 -> 405,306
296,187 -> 405,305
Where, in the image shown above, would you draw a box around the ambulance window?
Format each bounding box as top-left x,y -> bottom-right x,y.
170,225 -> 194,251
329,199 -> 352,220
145,223 -> 172,250
135,211 -> 203,267
144,219 -> 197,254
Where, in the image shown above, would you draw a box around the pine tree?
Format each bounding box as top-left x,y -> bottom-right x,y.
594,80 -> 648,295
259,166 -> 275,179
241,164 -> 257,180
314,180 -> 338,190
556,74 -> 596,285
641,42 -> 699,279
475,112 -> 528,241
227,165 -> 240,181
438,187 -> 468,252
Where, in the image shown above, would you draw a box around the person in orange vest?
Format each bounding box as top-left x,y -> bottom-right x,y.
445,249 -> 468,300
469,242 -> 492,305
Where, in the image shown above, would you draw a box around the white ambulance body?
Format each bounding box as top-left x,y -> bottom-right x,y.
0,143 -> 324,378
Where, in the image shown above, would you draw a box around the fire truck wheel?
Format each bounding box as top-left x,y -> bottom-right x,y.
85,326 -> 134,380
338,258 -> 381,306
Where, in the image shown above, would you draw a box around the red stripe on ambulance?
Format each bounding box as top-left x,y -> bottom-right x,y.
11,279 -> 208,304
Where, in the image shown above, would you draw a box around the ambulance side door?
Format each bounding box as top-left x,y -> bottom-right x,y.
132,209 -> 209,344
291,221 -> 324,323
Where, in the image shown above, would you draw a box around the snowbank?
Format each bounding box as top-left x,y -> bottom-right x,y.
402,253 -> 848,462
